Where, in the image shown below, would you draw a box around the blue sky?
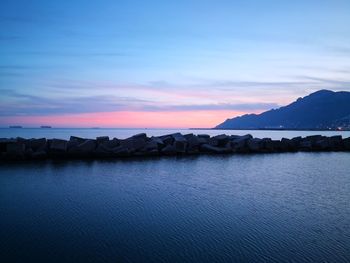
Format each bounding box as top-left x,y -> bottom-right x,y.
1,0 -> 350,127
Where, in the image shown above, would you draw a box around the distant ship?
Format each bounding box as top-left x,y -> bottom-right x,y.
9,125 -> 23,128
40,126 -> 52,128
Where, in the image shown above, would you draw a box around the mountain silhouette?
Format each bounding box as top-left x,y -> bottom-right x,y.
216,90 -> 350,130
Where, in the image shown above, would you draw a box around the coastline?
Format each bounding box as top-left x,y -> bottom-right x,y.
1,132 -> 350,161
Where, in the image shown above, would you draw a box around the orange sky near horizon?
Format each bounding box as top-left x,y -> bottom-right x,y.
2,110 -> 253,128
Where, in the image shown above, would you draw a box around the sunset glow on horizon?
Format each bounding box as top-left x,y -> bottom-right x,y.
1,110 -> 254,128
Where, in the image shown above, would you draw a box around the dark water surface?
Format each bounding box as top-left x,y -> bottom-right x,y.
1,153 -> 350,262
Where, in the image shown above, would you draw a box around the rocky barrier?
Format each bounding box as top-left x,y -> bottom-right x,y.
1,133 -> 350,161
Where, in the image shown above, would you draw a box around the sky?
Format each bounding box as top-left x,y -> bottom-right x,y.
1,0 -> 350,128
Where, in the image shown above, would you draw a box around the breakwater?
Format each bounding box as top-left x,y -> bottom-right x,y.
1,133 -> 350,161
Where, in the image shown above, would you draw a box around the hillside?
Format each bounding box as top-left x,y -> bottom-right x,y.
216,90 -> 350,130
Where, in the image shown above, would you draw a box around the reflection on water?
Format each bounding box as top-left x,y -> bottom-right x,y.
1,152 -> 350,262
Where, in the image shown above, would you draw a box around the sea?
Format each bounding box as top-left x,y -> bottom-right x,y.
1,127 -> 350,140
1,128 -> 350,262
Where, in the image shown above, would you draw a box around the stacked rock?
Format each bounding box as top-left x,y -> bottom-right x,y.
1,133 -> 350,160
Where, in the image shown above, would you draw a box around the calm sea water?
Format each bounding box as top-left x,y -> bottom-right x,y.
1,128 -> 350,140
1,129 -> 350,262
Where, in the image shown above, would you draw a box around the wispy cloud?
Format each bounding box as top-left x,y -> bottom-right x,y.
2,51 -> 128,57
0,35 -> 21,41
298,76 -> 350,89
0,90 -> 148,116
0,72 -> 22,77
0,15 -> 57,25
143,103 -> 279,112
0,65 -> 35,70
189,80 -> 314,90
0,89 -> 277,117
327,46 -> 350,55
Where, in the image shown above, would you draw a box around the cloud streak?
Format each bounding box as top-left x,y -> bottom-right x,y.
0,89 -> 277,117
300,76 -> 350,87
0,35 -> 21,41
2,51 -> 128,57
143,103 -> 279,112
